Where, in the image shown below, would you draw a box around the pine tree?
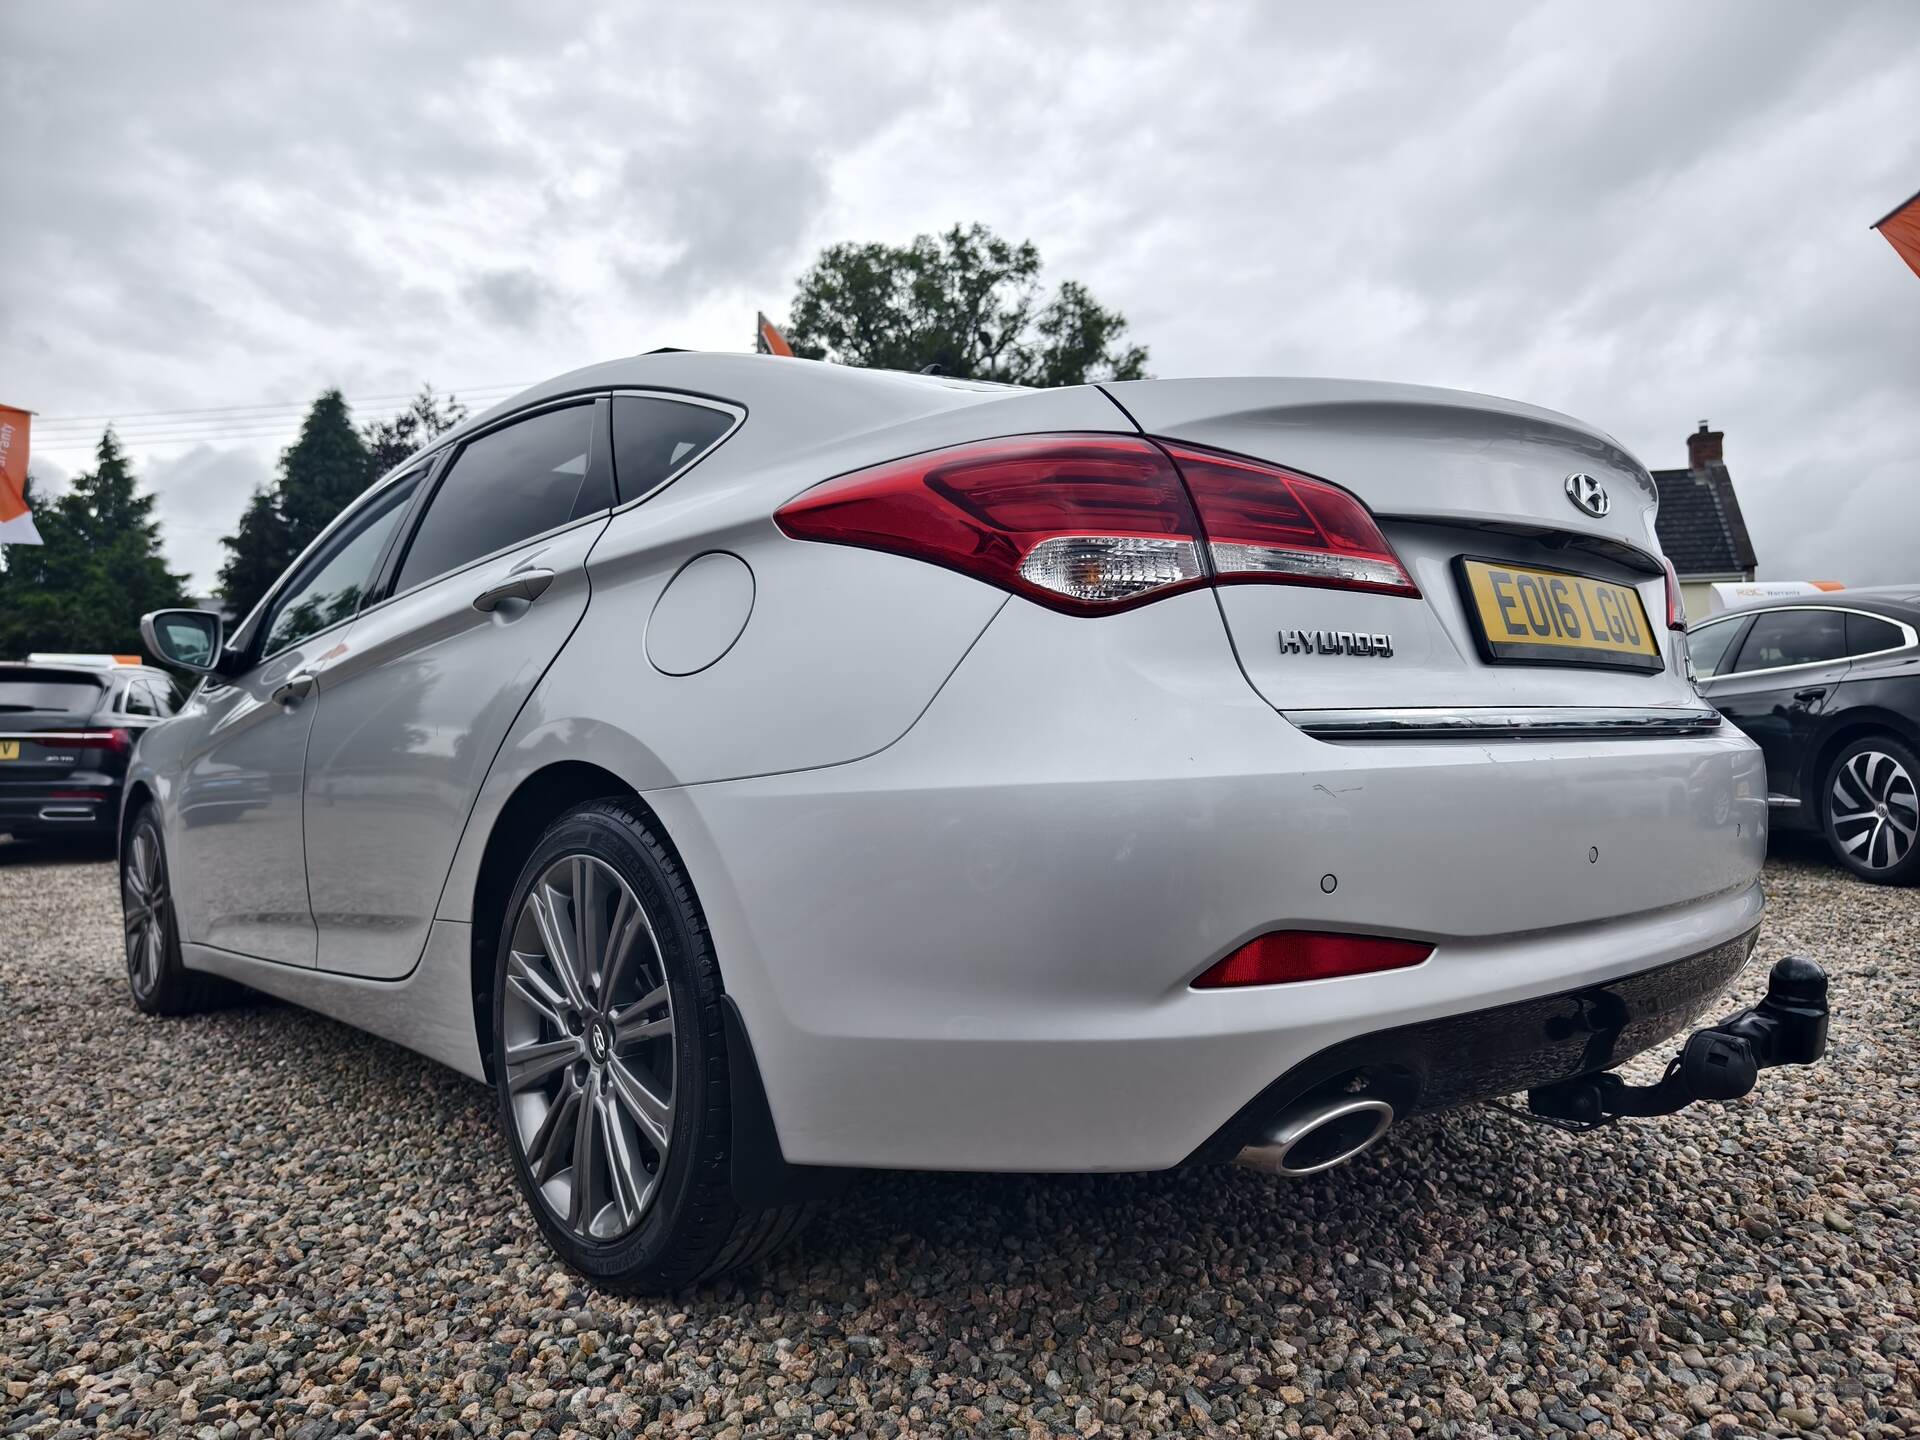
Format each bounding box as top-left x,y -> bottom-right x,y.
0,432 -> 189,657
277,390 -> 373,557
216,487 -> 292,624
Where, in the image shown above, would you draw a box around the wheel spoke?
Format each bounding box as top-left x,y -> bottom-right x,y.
506,951 -> 568,1031
600,892 -> 657,1005
529,1082 -> 580,1184
607,1058 -> 673,1152
528,884 -> 590,1012
611,983 -> 672,1047
505,1036 -> 577,1092
572,857 -> 601,1004
569,1070 -> 600,1231
599,1091 -> 642,1228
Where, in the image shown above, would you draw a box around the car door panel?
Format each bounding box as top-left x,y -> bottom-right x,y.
1701,608 -> 1850,804
170,641 -> 334,965
303,521 -> 604,978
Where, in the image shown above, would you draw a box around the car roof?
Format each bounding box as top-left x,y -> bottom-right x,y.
1697,590 -> 1920,625
0,661 -> 172,683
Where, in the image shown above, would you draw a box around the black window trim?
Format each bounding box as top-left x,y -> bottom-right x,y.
1715,604 -> 1917,681
606,387 -> 745,511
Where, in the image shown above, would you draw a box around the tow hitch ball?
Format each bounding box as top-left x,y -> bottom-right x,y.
1528,955 -> 1830,1125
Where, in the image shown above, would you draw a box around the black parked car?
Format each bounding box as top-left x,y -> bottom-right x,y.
0,657 -> 181,847
1689,588 -> 1920,884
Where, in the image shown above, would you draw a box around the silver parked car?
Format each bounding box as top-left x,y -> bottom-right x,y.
129,353 -> 1829,1290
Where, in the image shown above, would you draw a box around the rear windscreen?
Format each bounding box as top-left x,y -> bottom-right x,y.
0,676 -> 105,714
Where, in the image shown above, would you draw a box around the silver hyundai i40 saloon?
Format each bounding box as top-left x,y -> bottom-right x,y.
126,352 -> 1817,1291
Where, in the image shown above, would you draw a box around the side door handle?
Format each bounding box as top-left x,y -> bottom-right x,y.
272,669 -> 317,707
1793,687 -> 1828,707
472,568 -> 555,613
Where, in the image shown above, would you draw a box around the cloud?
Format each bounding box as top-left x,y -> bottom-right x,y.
3,0 -> 1917,590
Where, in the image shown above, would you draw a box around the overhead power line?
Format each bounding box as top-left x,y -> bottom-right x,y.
31,380 -> 535,430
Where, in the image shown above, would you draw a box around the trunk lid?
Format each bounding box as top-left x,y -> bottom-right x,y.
1103,378 -> 1698,713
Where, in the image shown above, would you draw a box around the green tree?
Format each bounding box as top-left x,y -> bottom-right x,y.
277,389 -> 373,557
216,486 -> 292,624
785,223 -> 1149,386
0,433 -> 188,657
363,385 -> 468,480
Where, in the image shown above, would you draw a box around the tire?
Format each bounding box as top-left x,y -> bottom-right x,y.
121,806 -> 228,1014
491,798 -> 813,1291
1821,735 -> 1920,885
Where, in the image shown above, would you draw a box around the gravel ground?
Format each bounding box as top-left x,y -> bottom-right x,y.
2,836 -> 1916,1439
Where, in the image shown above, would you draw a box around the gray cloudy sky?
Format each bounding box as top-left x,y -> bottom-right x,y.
4,1 -> 1917,592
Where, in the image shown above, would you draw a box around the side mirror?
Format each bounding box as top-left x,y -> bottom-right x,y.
140,609 -> 228,676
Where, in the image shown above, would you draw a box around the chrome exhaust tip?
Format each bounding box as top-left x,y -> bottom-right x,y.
1235,1095 -> 1395,1177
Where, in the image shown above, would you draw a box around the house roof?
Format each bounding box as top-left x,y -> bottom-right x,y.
1650,463 -> 1758,577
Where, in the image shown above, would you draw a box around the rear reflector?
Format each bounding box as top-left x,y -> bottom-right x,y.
1661,555 -> 1687,630
1160,442 -> 1419,597
775,433 -> 1417,614
1193,931 -> 1433,988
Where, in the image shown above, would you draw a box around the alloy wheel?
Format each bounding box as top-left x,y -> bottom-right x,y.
122,826 -> 169,997
1830,750 -> 1918,871
502,854 -> 677,1242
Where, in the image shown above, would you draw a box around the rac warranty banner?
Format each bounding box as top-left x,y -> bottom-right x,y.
0,404 -> 41,545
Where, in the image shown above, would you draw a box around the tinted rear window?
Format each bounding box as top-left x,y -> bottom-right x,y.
0,675 -> 104,713
610,395 -> 735,501
1730,610 -> 1846,672
1846,612 -> 1904,656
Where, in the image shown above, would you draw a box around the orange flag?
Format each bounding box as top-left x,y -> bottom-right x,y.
755,311 -> 795,357
1873,188 -> 1920,281
0,404 -> 42,546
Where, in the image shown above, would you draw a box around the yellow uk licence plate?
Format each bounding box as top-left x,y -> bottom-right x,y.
1457,558 -> 1663,672
0,741 -> 18,760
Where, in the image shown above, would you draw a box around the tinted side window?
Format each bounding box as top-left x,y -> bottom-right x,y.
394,405 -> 602,593
1730,610 -> 1846,673
610,395 -> 735,501
123,681 -> 159,716
148,677 -> 181,714
260,476 -> 421,658
1846,612 -> 1903,657
1687,619 -> 1744,678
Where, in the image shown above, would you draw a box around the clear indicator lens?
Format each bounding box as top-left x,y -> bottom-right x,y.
1019,535 -> 1204,603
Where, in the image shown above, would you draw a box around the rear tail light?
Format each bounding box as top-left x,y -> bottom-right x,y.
1193,931 -> 1433,989
774,434 -> 1417,614
37,728 -> 133,756
1660,556 -> 1687,630
1160,442 -> 1419,597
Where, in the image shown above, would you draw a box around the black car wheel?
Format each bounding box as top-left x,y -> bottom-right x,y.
492,798 -> 813,1291
122,806 -> 228,1013
1821,735 -> 1920,885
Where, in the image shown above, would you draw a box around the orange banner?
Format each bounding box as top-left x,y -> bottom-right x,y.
1873,188 -> 1920,281
755,311 -> 795,357
0,404 -> 42,544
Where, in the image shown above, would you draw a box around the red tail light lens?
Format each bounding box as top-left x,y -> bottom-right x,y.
1161,442 -> 1419,597
775,433 -> 1418,613
37,729 -> 132,755
1661,556 -> 1687,630
775,436 -> 1207,615
1193,931 -> 1433,988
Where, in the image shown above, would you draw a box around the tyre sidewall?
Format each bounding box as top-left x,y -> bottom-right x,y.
1822,735 -> 1920,884
492,804 -> 721,1283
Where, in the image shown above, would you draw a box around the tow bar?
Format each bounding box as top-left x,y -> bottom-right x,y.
1527,955 -> 1830,1126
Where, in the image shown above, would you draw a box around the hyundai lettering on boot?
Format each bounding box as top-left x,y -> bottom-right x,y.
1278,629 -> 1394,657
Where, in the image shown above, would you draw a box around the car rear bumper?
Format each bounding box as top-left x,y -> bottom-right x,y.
648,592 -> 1770,1173
0,781 -> 120,836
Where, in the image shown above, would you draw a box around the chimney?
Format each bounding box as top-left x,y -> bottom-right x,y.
1687,420 -> 1724,473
